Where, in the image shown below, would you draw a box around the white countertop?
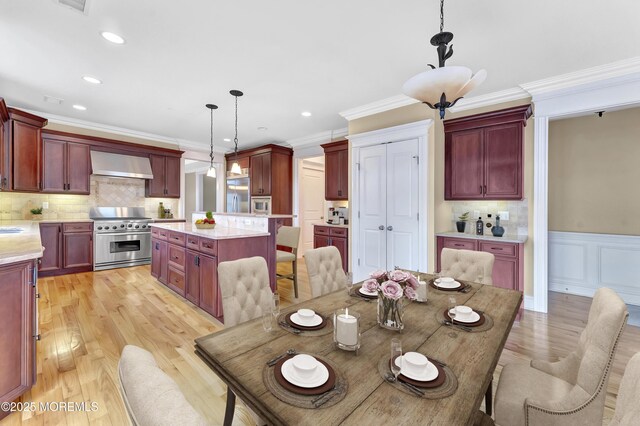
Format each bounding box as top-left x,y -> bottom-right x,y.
151,223 -> 270,240
436,231 -> 528,244
316,223 -> 349,229
40,219 -> 93,223
199,212 -> 294,219
0,221 -> 44,265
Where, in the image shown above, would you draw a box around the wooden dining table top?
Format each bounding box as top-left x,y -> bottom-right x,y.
195,277 -> 522,426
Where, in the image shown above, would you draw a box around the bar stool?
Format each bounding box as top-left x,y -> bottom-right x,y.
275,226 -> 301,298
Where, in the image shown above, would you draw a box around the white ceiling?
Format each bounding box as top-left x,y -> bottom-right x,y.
1,0 -> 639,152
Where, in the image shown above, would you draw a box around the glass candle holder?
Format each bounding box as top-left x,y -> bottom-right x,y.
333,308 -> 361,352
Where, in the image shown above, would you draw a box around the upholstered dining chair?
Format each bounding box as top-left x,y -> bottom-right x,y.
439,248 -> 495,285
494,287 -> 629,426
303,246 -> 346,298
275,226 -> 301,298
609,352 -> 640,426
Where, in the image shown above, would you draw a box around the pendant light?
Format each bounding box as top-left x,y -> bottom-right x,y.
229,89 -> 244,175
205,103 -> 218,178
402,0 -> 486,119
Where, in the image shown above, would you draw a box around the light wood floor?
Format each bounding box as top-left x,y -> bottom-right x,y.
1,261 -> 638,425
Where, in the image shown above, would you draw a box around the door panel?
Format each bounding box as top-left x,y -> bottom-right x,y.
185,250 -> 200,305
146,154 -> 166,197
62,233 -> 93,269
484,123 -> 522,199
447,129 -> 483,199
490,256 -> 517,290
331,236 -> 348,273
199,254 -> 219,317
164,156 -> 181,197
324,151 -> 341,200
12,121 -> 40,191
42,139 -> 66,192
39,223 -> 61,272
66,142 -> 90,194
300,165 -> 325,255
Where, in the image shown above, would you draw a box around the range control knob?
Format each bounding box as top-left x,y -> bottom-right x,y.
141,225 -> 147,228
135,225 -> 140,229
120,224 -> 125,228
112,226 -> 117,230
127,224 -> 133,228
97,226 -> 103,230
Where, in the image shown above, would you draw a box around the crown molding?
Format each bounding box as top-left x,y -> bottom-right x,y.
449,87 -> 530,113
339,95 -> 417,121
348,119 -> 433,148
286,127 -> 348,148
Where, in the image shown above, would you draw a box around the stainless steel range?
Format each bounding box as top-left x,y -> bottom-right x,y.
90,207 -> 152,271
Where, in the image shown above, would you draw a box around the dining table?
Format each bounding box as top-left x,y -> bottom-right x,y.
195,274 -> 522,426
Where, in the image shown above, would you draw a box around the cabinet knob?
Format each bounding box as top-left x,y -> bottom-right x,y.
378,225 -> 384,230
387,225 -> 393,231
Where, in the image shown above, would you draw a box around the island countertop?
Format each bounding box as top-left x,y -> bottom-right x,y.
150,222 -> 270,239
0,221 -> 44,265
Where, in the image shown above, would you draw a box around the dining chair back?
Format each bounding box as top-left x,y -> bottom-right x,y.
440,248 -> 494,285
303,246 -> 346,298
218,256 -> 273,328
494,287 -> 629,426
610,352 -> 640,426
275,226 -> 301,298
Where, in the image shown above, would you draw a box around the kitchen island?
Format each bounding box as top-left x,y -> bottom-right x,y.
150,223 -> 271,323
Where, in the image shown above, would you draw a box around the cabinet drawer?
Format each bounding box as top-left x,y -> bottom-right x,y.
442,238 -> 477,250
151,227 -> 160,238
63,222 -> 93,233
314,226 -> 330,236
479,241 -> 517,258
156,228 -> 169,241
330,227 -> 347,237
168,245 -> 185,270
186,235 -> 199,250
168,231 -> 185,246
199,238 -> 217,256
167,267 -> 186,296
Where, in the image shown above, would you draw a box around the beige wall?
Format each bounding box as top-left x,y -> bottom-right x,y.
549,107 -> 640,235
348,98 -> 535,295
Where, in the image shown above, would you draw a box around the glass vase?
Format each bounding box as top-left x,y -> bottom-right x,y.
377,296 -> 405,331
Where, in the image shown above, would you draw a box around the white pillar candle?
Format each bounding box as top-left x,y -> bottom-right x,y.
336,310 -> 358,346
417,280 -> 428,301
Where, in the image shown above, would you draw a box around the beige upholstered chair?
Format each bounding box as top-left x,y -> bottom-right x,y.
610,352 -> 640,426
440,248 -> 495,285
275,226 -> 301,298
118,345 -> 208,426
303,246 -> 346,298
494,287 -> 629,426
218,256 -> 273,328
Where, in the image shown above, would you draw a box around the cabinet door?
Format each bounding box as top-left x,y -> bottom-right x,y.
0,261 -> 34,407
250,153 -> 265,195
66,142 -> 90,194
167,267 -> 186,297
146,154 -> 166,197
42,139 -> 66,192
337,150 -> 349,199
260,152 -> 272,195
199,254 -> 220,317
164,156 -> 181,198
331,236 -> 348,272
0,118 -> 6,190
185,250 -> 200,305
62,232 -> 93,269
151,238 -> 163,279
483,123 -> 523,199
445,129 -> 483,200
12,121 -> 41,192
314,234 -> 330,249
490,256 -> 518,290
324,151 -> 341,200
39,223 -> 62,273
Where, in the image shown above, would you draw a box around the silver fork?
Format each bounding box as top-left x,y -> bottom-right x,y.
442,320 -> 472,332
312,382 -> 345,407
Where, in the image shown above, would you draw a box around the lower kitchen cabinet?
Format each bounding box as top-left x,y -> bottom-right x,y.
313,225 -> 349,272
193,252 -> 221,318
0,259 -> 38,420
39,223 -> 62,273
39,221 -> 93,277
151,238 -> 168,284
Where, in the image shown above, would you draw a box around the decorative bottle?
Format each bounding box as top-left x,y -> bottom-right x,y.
476,217 -> 484,235
492,215 -> 505,237
158,202 -> 165,219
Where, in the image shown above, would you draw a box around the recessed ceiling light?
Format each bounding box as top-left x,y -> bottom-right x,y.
82,75 -> 102,84
72,104 -> 87,111
223,138 -> 231,142
301,111 -> 312,117
100,31 -> 125,44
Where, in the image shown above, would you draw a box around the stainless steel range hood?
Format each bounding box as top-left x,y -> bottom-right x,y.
90,151 -> 154,179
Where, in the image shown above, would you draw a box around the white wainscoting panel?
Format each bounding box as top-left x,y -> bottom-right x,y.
549,231 -> 640,305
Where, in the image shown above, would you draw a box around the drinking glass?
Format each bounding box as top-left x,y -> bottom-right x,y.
433,271 -> 442,287
345,272 -> 354,295
476,270 -> 484,284
448,296 -> 457,321
272,292 -> 281,318
390,338 -> 403,379
262,309 -> 273,332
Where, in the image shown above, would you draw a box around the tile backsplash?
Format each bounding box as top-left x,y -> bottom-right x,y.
448,199 -> 529,236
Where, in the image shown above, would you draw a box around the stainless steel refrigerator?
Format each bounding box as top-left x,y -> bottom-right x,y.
226,176 -> 250,213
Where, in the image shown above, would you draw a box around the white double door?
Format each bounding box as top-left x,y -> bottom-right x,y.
356,138 -> 420,279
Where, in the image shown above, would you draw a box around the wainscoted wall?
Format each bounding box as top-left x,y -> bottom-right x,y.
549,231 -> 640,305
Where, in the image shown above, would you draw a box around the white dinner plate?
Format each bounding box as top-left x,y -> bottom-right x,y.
394,356 -> 439,382
281,358 -> 329,388
290,313 -> 323,327
358,287 -> 378,297
434,278 -> 462,289
448,309 -> 481,323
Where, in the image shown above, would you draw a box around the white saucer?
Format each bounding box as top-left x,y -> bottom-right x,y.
358,287 -> 378,297
448,309 -> 481,323
435,278 -> 462,289
394,356 -> 439,382
281,358 -> 329,388
290,313 -> 323,327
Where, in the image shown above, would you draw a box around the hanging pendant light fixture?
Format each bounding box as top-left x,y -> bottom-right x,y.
402,0 -> 486,119
205,103 -> 218,178
229,89 -> 244,175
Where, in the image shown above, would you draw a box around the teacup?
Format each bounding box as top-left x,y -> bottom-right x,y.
291,354 -> 318,380
297,308 -> 316,325
455,305 -> 474,320
438,277 -> 454,284
402,352 -> 429,377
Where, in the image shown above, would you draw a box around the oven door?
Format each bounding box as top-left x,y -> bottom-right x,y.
94,232 -> 151,270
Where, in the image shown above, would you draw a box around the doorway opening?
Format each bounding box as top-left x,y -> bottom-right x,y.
297,156 -> 325,257
184,160 -> 217,220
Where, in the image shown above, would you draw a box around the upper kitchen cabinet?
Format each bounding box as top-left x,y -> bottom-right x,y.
0,98 -> 9,190
146,154 -> 181,198
42,136 -> 90,194
5,108 -> 48,192
250,152 -> 272,196
322,140 -> 348,200
444,104 -> 532,200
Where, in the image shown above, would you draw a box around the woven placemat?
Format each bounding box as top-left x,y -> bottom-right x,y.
436,309 -> 494,333
277,313 -> 334,337
263,353 -> 348,409
377,356 -> 457,399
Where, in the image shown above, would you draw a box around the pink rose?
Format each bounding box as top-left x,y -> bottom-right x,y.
406,274 -> 419,290
381,280 -> 403,300
362,279 -> 379,293
370,270 -> 388,283
389,270 -> 410,283
404,286 -> 417,300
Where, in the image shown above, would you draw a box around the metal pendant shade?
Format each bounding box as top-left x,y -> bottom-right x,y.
205,103 -> 218,178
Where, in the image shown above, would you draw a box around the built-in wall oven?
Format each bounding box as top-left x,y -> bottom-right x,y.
251,196 -> 272,215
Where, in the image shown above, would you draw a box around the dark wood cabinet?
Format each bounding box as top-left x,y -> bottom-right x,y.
42,138 -> 90,194
0,260 -> 37,420
62,232 -> 92,269
146,154 -> 181,198
198,253 -> 220,317
444,104 -> 532,201
313,225 -> 349,272
39,223 -> 62,273
151,238 -> 168,284
12,121 -> 41,192
322,140 -> 349,200
39,222 -> 93,277
185,250 -> 200,305
250,152 -> 272,196
0,98 -> 9,191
